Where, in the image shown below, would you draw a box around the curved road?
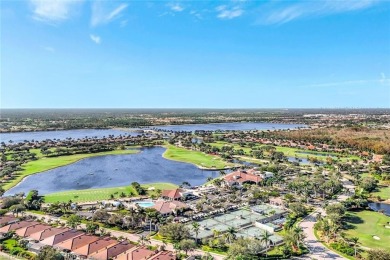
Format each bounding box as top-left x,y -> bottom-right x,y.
299,178 -> 356,260
299,209 -> 346,260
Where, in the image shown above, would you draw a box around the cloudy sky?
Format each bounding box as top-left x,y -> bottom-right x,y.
1,0 -> 390,108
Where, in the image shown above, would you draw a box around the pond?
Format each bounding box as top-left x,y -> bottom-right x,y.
287,157 -> 311,164
368,202 -> 390,216
4,147 -> 220,196
151,122 -> 306,132
0,129 -> 140,144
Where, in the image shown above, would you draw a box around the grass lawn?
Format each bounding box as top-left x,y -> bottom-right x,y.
371,186 -> 390,200
3,239 -> 24,251
163,145 -> 233,169
3,149 -> 139,191
344,210 -> 390,250
207,141 -> 358,162
44,182 -> 178,203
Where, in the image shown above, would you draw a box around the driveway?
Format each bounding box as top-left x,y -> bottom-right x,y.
298,177 -> 356,260
299,210 -> 346,260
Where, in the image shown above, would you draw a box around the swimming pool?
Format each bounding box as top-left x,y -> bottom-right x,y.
135,201 -> 155,208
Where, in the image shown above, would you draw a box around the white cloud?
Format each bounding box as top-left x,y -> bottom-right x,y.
30,0 -> 82,22
190,10 -> 202,20
91,2 -> 128,27
258,0 -> 379,25
90,34 -> 101,44
216,5 -> 244,20
169,3 -> 184,12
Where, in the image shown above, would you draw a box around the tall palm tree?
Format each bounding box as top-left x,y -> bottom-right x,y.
192,222 -> 200,243
349,237 -> 359,257
292,226 -> 305,249
138,235 -> 150,246
225,227 -> 236,244
260,231 -> 272,258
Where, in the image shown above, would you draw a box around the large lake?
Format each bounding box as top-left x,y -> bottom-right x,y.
4,147 -> 220,196
0,129 -> 140,144
152,122 -> 305,132
0,122 -> 305,144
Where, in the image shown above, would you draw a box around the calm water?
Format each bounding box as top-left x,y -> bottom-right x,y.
287,157 -> 311,164
4,147 -> 219,196
368,202 -> 390,216
0,129 -> 140,144
152,122 -> 306,132
0,123 -> 306,144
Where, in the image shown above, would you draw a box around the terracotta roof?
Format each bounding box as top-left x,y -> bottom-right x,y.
161,189 -> 183,199
223,170 -> 262,184
56,234 -> 100,251
28,227 -> 69,241
73,237 -> 118,257
147,251 -> 175,260
88,242 -> 135,260
41,230 -> 84,246
15,224 -> 51,237
0,216 -> 17,226
152,201 -> 188,215
0,221 -> 39,233
113,246 -> 155,260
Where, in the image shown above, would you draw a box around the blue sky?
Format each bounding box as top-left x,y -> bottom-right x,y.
1,0 -> 390,108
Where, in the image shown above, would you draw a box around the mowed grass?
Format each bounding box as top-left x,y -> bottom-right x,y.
344,210 -> 390,250
163,145 -> 233,169
208,141 -> 359,162
371,186 -> 390,200
44,182 -> 178,203
3,149 -> 139,191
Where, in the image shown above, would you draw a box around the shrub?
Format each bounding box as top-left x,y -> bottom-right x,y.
330,242 -> 354,256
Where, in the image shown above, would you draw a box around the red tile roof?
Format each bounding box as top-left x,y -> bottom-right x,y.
15,224 -> 51,237
41,230 -> 84,246
161,189 -> 183,199
223,169 -> 262,184
152,201 -> 188,215
56,234 -> 100,251
28,227 -> 69,241
0,216 -> 17,226
0,221 -> 39,233
88,242 -> 135,260
72,237 -> 118,256
114,246 -> 156,260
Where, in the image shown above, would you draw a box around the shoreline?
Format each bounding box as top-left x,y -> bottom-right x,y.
0,121 -> 309,134
3,149 -> 140,192
161,145 -> 235,170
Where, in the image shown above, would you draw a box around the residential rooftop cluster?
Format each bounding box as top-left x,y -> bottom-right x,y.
0,216 -> 175,260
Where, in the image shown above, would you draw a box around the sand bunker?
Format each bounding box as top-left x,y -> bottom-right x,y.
373,235 -> 380,240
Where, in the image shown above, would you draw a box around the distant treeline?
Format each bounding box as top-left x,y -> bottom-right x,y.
263,127 -> 390,154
